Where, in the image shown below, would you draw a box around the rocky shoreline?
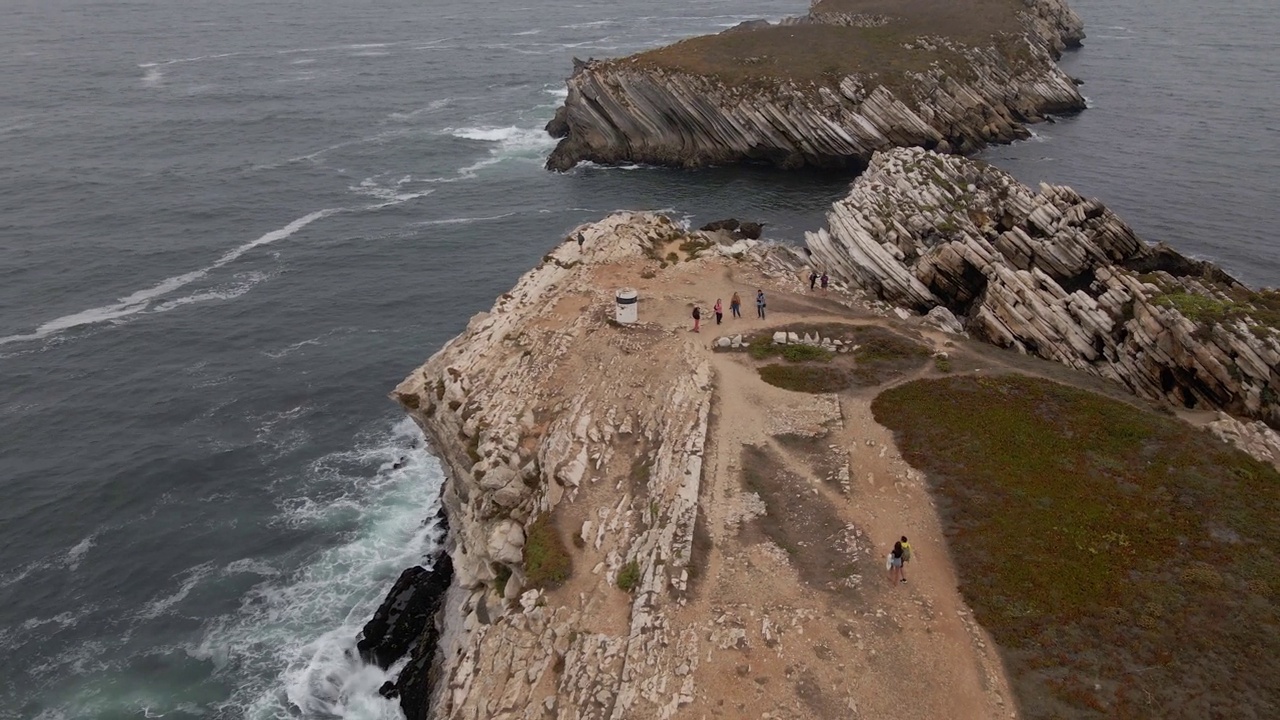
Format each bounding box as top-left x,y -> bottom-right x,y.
546,0 -> 1085,171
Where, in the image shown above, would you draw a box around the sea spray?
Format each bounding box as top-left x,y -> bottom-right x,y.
188,417 -> 445,720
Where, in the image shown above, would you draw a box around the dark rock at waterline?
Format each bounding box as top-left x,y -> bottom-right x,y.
379,681 -> 399,699
738,221 -> 763,240
393,553 -> 453,720
357,548 -> 454,673
700,218 -> 739,233
699,218 -> 764,240
357,566 -> 432,669
545,106 -> 570,139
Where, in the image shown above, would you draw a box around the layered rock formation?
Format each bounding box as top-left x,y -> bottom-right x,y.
807,146 -> 1280,428
386,214 -> 813,718
546,0 -> 1085,171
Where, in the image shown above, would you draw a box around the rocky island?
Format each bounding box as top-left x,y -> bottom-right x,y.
358,0 -> 1280,717
546,0 -> 1086,170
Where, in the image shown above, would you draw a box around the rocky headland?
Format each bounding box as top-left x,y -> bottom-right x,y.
808,146 -> 1280,431
357,0 -> 1280,716
365,161 -> 1280,717
545,0 -> 1085,171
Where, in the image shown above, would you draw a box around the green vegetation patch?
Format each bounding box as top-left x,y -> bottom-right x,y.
626,0 -> 1028,90
749,341 -> 835,363
617,559 -> 642,593
1152,287 -> 1280,333
759,364 -> 850,393
871,375 -> 1280,718
524,515 -> 573,589
849,325 -> 930,385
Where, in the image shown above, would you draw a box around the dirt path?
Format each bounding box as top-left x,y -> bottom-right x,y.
628,258 -> 1021,718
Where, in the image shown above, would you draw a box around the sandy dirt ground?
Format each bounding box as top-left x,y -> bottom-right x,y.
589,248 -> 1023,719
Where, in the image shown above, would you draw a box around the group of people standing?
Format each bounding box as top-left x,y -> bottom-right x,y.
691,289 -> 767,332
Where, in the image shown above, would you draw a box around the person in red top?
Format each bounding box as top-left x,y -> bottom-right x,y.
713,298 -> 723,325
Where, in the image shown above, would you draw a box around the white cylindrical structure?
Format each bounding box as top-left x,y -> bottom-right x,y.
615,288 -> 638,324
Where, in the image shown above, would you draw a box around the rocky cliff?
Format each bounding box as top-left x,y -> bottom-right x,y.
546,0 -> 1085,171
384,214 -> 814,719
807,146 -> 1280,428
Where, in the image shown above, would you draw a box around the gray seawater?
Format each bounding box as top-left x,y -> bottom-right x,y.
0,0 -> 1274,718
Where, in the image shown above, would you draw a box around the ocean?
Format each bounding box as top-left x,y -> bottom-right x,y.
0,0 -> 1275,717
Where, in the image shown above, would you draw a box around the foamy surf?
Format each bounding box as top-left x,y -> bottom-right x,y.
443,125 -> 559,178
0,210 -> 338,347
189,417 -> 444,720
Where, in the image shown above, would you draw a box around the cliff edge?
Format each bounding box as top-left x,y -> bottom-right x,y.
546,0 -> 1085,171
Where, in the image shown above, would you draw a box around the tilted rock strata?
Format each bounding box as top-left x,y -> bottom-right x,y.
807,146 -> 1280,427
546,0 -> 1085,170
390,213 -> 808,718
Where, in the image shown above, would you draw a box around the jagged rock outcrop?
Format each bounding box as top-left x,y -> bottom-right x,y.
358,562 -> 449,671
389,213 -> 809,719
807,146 -> 1280,427
546,0 -> 1085,171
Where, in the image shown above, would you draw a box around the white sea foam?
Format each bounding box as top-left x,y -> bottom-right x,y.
513,29 -> 542,36
136,562 -> 217,622
387,98 -> 452,121
443,125 -> 559,177
413,211 -> 517,227
64,534 -> 96,572
190,417 -> 444,720
224,559 -> 281,577
263,335 -> 325,359
350,176 -> 436,206
0,209 -> 338,347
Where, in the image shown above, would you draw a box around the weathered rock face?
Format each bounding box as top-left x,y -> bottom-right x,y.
545,0 -> 1085,171
807,146 -> 1280,427
389,213 -> 807,719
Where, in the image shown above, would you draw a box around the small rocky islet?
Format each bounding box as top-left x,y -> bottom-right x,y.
359,1 -> 1280,718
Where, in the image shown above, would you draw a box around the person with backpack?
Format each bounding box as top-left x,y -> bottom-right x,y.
691,305 -> 701,333
756,289 -> 766,319
887,540 -> 905,585
899,536 -> 912,583
809,270 -> 819,290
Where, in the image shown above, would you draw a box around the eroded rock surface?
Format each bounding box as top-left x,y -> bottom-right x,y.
546,0 -> 1085,170
807,146 -> 1280,426
390,214 -> 811,719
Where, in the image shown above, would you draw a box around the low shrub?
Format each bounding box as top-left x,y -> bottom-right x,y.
524,515 -> 572,589
617,560 -> 642,592
758,364 -> 849,393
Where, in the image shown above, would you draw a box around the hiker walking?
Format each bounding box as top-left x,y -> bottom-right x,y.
713,298 -> 723,325
887,541 -> 905,585
730,292 -> 742,318
820,271 -> 829,290
691,305 -> 701,333
899,536 -> 913,582
809,270 -> 819,290
576,232 -> 585,250
755,290 -> 766,319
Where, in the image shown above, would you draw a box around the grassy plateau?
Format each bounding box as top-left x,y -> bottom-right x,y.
873,375 -> 1280,718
